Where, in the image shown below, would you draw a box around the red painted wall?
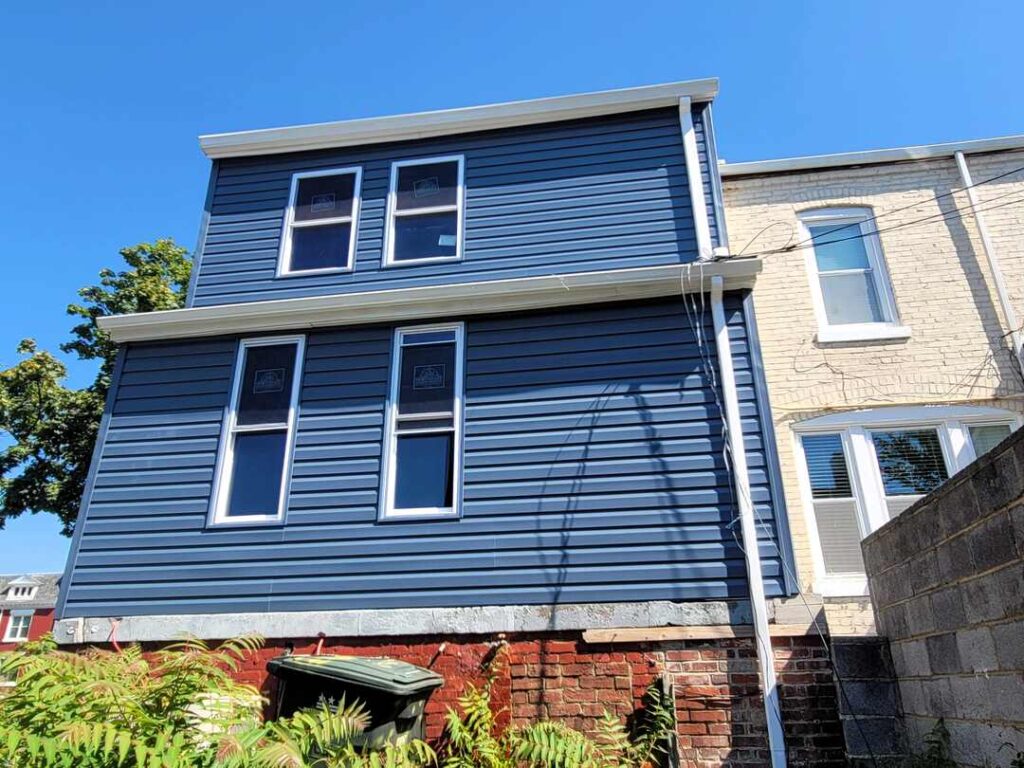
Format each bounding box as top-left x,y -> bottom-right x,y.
0,608 -> 55,651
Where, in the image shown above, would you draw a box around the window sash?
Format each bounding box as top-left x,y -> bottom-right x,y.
381,324 -> 464,520
210,336 -> 305,526
278,167 -> 362,275
4,613 -> 32,641
384,156 -> 465,266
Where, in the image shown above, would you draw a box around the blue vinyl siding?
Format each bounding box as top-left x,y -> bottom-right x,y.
189,108 -> 715,307
60,295 -> 787,618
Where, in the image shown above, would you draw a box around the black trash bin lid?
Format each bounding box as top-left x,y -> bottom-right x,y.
267,655 -> 444,696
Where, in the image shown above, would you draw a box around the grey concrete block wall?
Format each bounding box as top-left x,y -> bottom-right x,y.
863,428 -> 1024,766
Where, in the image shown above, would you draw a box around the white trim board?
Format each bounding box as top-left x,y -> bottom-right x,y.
97,260 -> 762,343
199,79 -> 719,159
720,133 -> 1024,177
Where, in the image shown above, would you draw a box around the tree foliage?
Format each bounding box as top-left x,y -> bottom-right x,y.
0,239 -> 191,534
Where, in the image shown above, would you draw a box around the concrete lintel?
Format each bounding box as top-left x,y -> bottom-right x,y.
53,600 -> 756,645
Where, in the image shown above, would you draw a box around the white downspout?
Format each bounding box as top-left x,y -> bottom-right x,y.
678,97 -> 715,262
710,275 -> 787,768
954,151 -> 1024,381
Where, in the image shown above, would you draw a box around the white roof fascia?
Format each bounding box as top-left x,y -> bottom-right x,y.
720,134 -> 1024,177
97,260 -> 760,343
199,79 -> 719,159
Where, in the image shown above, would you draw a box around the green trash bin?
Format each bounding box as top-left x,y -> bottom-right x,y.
266,654 -> 444,747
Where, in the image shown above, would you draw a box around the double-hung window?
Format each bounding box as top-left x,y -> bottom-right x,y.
278,167 -> 362,275
3,610 -> 32,642
795,406 -> 1019,595
799,208 -> 906,343
381,324 -> 464,519
384,156 -> 464,266
210,336 -> 305,526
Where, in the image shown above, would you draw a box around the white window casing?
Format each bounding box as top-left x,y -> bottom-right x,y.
380,323 -> 465,520
6,585 -> 36,601
208,335 -> 306,527
3,610 -> 33,642
383,156 -> 465,267
793,405 -> 1021,596
798,207 -> 909,343
277,167 -> 362,277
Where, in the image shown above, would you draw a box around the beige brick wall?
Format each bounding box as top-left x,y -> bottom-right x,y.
722,150 -> 1024,631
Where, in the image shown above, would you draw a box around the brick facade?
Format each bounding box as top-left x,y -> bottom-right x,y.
226,632 -> 844,767
722,150 -> 1024,632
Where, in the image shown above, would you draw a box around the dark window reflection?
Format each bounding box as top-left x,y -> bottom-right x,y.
237,344 -> 297,426
290,223 -> 351,271
227,431 -> 287,516
398,342 -> 455,415
294,174 -> 356,222
872,429 -> 949,496
395,161 -> 459,211
393,212 -> 458,262
394,433 -> 453,509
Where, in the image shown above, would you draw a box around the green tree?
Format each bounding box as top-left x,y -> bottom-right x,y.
0,239 -> 191,535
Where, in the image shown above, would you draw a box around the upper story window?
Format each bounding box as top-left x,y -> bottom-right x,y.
384,156 -> 464,266
3,610 -> 33,642
795,406 -> 1019,596
210,336 -> 305,526
6,585 -> 36,601
278,168 -> 362,276
798,208 -> 908,343
380,324 -> 464,520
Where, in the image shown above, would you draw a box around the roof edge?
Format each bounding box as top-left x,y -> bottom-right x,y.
199,79 -> 719,159
720,133 -> 1024,177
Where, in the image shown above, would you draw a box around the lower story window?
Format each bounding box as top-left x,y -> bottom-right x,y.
4,611 -> 32,642
381,324 -> 464,519
796,407 -> 1019,595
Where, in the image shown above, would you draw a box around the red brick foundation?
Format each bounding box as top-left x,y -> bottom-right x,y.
229,632 -> 845,767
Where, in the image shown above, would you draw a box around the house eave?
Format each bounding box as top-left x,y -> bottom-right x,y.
98,259 -> 761,343
198,79 -> 719,159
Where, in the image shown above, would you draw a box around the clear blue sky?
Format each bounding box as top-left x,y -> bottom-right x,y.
1,0 -> 1021,573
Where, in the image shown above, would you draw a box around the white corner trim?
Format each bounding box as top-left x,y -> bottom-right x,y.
96,260 -> 762,343
199,79 -> 719,159
678,97 -> 714,261
815,325 -> 911,344
720,133 -> 1024,177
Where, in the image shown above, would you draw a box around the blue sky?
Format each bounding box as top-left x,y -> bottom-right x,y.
1,0 -> 1021,573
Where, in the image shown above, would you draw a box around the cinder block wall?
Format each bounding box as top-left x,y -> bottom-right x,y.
863,428 -> 1024,764
723,150 -> 1024,632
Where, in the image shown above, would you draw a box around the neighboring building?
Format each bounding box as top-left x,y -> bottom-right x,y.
721,135 -> 1024,635
53,81 -> 850,766
0,574 -> 60,649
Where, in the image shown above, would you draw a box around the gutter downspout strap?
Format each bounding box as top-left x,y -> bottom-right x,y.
710,275 -> 787,768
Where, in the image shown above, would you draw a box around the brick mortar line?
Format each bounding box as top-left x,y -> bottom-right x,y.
872,558 -> 1023,614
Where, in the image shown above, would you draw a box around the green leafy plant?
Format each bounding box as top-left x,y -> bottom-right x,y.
905,719 -> 956,768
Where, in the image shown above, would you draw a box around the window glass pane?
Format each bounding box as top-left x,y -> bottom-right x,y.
969,424 -> 1012,458
820,272 -> 884,325
395,161 -> 459,211
394,433 -> 453,509
289,223 -> 351,272
393,211 -> 458,262
237,344 -> 297,426
802,434 -> 852,498
227,431 -> 287,517
398,342 -> 456,415
813,499 -> 866,574
809,224 -> 872,271
872,429 -> 949,496
294,173 -> 355,222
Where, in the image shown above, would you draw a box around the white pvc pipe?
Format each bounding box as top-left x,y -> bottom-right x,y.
954,151 -> 1024,381
710,275 -> 787,768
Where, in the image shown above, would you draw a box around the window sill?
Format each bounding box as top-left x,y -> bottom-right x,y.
815,576 -> 869,598
383,255 -> 462,269
816,325 -> 911,344
379,507 -> 459,522
277,266 -> 353,279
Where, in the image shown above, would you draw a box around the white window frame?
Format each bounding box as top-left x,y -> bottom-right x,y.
277,167 -> 362,277
379,322 -> 465,521
798,207 -> 908,344
208,335 -> 306,527
383,155 -> 465,267
3,610 -> 33,643
6,585 -> 36,601
793,405 -> 1022,596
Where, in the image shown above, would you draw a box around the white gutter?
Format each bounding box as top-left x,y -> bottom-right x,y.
678,97 -> 714,261
199,79 -> 719,159
720,133 -> 1024,177
97,260 -> 761,343
954,151 -> 1024,380
710,274 -> 787,768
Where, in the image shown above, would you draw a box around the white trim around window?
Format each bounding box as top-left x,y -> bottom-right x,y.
277,167 -> 362,277
379,322 -> 465,521
797,207 -> 909,344
793,405 -> 1022,596
208,335 -> 306,527
6,585 -> 37,601
3,610 -> 33,642
383,155 -> 465,267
